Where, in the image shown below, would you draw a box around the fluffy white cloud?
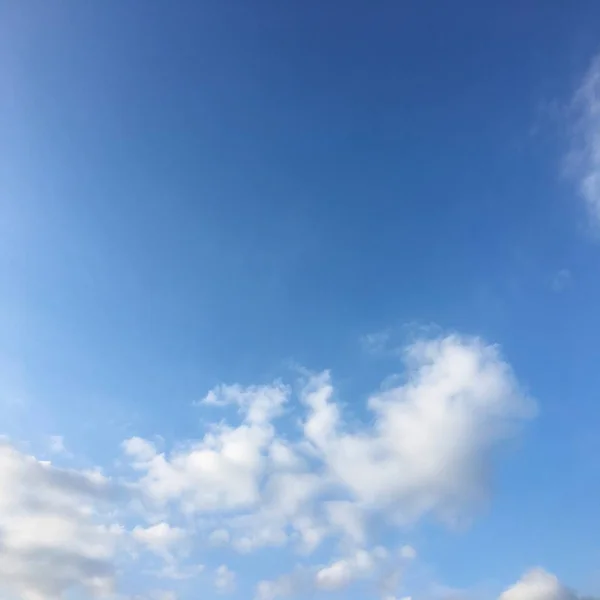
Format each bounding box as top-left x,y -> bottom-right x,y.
124,383 -> 290,514
324,500 -> 366,545
200,382 -> 289,425
0,440 -> 122,600
255,546 -> 391,599
570,53 -> 600,226
256,572 -> 307,600
121,334 -> 534,564
215,565 -> 236,594
0,333 -> 542,598
315,546 -> 388,591
499,569 -> 576,600
301,335 -> 534,525
208,528 -> 231,546
132,522 -> 187,558
227,470 -> 324,554
123,383 -> 324,554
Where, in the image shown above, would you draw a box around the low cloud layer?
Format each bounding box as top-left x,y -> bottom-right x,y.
500,569 -> 577,600
0,334 -> 545,599
0,441 -> 121,600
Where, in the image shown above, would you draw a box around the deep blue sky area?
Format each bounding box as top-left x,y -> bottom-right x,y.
1,3 -> 600,600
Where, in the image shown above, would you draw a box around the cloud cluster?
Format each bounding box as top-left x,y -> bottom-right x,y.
0,441 -> 121,600
301,336 -> 534,525
0,334 -> 541,599
132,522 -> 188,560
125,335 -> 533,556
500,569 -> 576,600
256,545 -> 416,600
123,383 -> 289,515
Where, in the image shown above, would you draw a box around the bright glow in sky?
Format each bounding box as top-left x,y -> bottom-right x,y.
1,2 -> 600,600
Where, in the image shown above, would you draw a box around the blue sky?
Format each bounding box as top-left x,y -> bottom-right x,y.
1,2 -> 600,600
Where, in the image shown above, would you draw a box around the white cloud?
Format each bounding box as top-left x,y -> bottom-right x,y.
124,383 -> 290,513
124,437 -> 159,463
361,329 -> 391,354
120,334 -> 535,567
215,565 -> 236,594
124,384 -> 324,555
155,563 -> 204,581
399,545 -> 417,560
315,559 -> 354,591
268,439 -> 304,471
132,522 -> 187,558
199,382 -> 289,425
569,54 -> 600,227
257,564 -> 585,600
256,572 -> 308,600
209,528 -> 231,546
324,500 -> 366,545
499,569 -> 576,600
0,440 -> 122,600
0,332 -> 551,600
301,335 -> 534,525
315,547 -> 386,591
256,546 -> 390,599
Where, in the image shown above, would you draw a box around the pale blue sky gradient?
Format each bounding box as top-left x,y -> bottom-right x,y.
1,3 -> 600,600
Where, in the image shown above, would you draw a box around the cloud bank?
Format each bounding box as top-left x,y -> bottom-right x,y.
0,333 -> 547,600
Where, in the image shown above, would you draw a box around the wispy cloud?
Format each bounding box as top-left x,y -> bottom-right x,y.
361,329 -> 392,354
214,565 -> 236,594
569,53 -> 600,228
551,268 -> 572,293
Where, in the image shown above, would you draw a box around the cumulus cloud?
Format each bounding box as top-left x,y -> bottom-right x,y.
199,382 -> 289,425
301,335 -> 534,525
324,500 -> 366,545
569,53 -> 600,226
214,565 -> 236,594
123,383 -> 290,514
123,384 -> 323,554
256,571 -> 309,600
256,546 -> 394,600
208,528 -> 231,546
0,332 -> 540,598
132,522 -> 188,558
0,441 -> 122,600
225,468 -> 326,554
315,546 -> 388,591
121,334 -> 534,562
499,569 -> 576,600
260,567 -> 590,600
